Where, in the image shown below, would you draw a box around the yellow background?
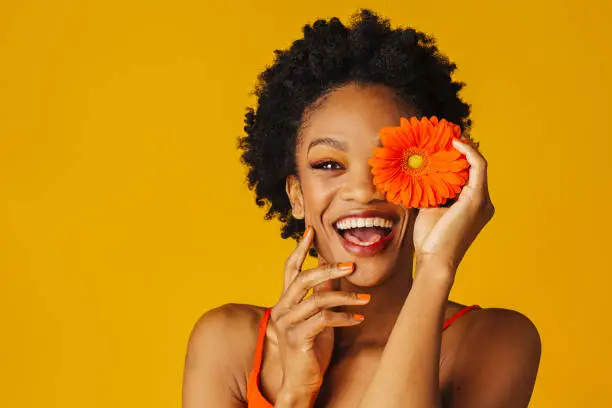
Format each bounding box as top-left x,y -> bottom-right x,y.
1,1 -> 610,407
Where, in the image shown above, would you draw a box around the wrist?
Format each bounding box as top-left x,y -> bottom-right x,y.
414,260 -> 455,293
275,387 -> 318,408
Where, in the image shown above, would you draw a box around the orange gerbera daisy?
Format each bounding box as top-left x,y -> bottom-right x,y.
368,116 -> 470,208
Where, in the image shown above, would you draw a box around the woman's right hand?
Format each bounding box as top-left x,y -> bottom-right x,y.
268,226 -> 371,399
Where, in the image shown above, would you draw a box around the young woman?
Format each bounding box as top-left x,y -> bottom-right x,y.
182,9 -> 541,408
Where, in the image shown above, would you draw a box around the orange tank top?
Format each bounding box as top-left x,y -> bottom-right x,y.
246,305 -> 481,407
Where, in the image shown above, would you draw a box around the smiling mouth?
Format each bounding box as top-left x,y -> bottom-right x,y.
333,215 -> 396,256
335,217 -> 393,245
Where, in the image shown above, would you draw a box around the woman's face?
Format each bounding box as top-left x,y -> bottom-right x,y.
287,82 -> 418,287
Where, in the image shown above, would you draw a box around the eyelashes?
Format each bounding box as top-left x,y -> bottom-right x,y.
309,160 -> 346,171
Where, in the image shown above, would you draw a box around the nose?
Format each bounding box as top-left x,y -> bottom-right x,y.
339,163 -> 386,204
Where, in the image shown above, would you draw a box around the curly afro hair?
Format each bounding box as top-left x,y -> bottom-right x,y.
239,8 -> 473,249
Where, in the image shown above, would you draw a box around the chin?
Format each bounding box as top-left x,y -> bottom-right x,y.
362,249 -> 408,279
344,264 -> 395,287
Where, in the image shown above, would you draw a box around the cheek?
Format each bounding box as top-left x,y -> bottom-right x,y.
300,177 -> 338,221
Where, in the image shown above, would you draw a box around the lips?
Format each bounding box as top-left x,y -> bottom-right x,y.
332,210 -> 398,257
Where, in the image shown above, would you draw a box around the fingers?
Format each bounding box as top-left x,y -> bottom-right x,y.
283,226 -> 314,293
295,310 -> 365,342
275,228 -> 365,349
450,138 -> 494,223
312,258 -> 338,294
277,304 -> 366,348
452,138 -> 489,194
275,262 -> 355,317
277,291 -> 368,345
272,261 -> 363,344
281,290 -> 370,325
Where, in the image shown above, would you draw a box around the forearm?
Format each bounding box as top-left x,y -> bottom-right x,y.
358,264 -> 454,408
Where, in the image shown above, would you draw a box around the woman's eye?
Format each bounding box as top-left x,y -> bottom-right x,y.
310,160 -> 345,170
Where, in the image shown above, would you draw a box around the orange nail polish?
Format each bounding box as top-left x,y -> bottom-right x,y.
357,293 -> 371,301
338,262 -> 354,272
354,314 -> 365,321
302,226 -> 311,239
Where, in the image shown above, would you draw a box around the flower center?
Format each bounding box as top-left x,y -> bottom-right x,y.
401,149 -> 429,175
407,154 -> 423,169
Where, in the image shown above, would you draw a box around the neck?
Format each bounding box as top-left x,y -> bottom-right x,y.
332,258 -> 414,351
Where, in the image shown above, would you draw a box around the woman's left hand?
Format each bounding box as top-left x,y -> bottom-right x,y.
412,138 -> 495,278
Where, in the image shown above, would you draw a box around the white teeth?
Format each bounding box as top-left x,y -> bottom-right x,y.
335,217 -> 394,230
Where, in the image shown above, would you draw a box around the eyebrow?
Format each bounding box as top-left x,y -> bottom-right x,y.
307,137 -> 349,152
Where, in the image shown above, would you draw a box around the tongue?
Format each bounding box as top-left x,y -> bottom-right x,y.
344,227 -> 386,245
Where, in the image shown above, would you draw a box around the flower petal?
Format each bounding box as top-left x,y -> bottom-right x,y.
429,156 -> 470,173
386,174 -> 406,203
431,174 -> 461,198
373,165 -> 402,184
451,124 -> 462,139
408,117 -> 424,147
421,175 -> 438,207
372,147 -> 403,160
387,174 -> 404,193
379,128 -> 402,147
381,127 -> 418,150
399,128 -> 418,148
418,119 -> 433,149
425,120 -> 444,151
410,176 -> 423,208
431,148 -> 463,162
437,172 -> 468,193
437,121 -> 455,151
399,176 -> 414,208
429,173 -> 453,199
372,164 -> 400,177
456,169 -> 469,182
370,160 -> 401,173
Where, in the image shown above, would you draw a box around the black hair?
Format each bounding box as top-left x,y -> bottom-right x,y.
239,8 -> 473,249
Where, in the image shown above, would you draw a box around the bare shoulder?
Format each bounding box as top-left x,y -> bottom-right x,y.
450,307 -> 542,406
463,307 -> 541,354
188,302 -> 266,344
444,302 -> 540,348
184,303 -> 268,402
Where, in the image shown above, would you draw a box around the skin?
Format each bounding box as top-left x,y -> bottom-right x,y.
182,82 -> 541,407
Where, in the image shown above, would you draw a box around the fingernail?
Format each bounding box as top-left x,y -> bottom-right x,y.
353,314 -> 365,321
302,226 -> 311,239
357,293 -> 371,301
338,262 -> 354,272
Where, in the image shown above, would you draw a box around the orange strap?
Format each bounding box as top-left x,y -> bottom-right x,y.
246,308 -> 273,407
443,304 -> 481,330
